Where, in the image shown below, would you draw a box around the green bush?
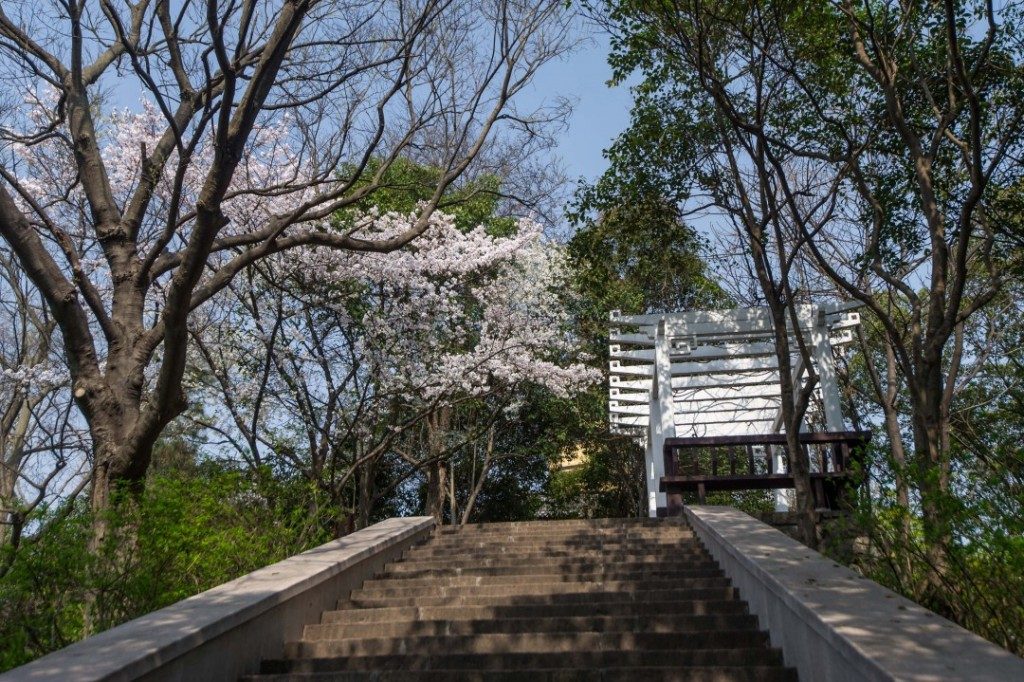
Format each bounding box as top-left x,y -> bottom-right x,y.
0,462 -> 331,672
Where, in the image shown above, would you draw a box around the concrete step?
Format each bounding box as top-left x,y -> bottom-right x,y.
382,557 -> 712,569
351,577 -> 732,600
259,648 -> 788,674
304,613 -> 760,640
380,561 -> 724,577
419,536 -> 700,548
247,518 -> 793,682
421,538 -> 701,551
343,586 -> 738,609
364,568 -> 725,588
437,523 -> 696,533
320,600 -> 751,625
285,630 -> 772,658
403,540 -> 708,557
432,518 -> 690,533
427,528 -> 698,542
415,528 -> 696,540
244,666 -> 798,681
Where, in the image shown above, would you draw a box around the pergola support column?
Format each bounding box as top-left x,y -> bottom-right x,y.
647,319 -> 675,516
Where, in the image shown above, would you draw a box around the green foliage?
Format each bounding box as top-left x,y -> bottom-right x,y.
0,460 -> 329,672
536,183 -> 729,518
532,388 -> 647,519
336,157 -> 516,235
837,449 -> 1024,655
0,501 -> 91,669
567,194 -> 727,324
589,0 -> 1024,269
827,278 -> 1024,654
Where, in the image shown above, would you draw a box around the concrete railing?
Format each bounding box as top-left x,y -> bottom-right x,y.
686,505 -> 1024,681
1,516 -> 435,682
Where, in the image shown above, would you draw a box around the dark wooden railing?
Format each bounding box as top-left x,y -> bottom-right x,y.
661,430 -> 870,510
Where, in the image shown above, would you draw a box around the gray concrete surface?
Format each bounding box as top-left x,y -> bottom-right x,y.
686,505 -> 1024,681
0,516 -> 434,682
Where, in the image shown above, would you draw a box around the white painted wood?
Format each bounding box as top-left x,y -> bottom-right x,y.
614,409 -> 782,425
677,422 -> 778,437
678,408 -> 780,423
648,320 -> 675,516
611,342 -> 780,362
672,372 -> 781,388
608,332 -> 656,345
613,404 -> 782,423
611,375 -> 785,391
813,316 -> 846,432
609,390 -> 651,403
612,414 -> 649,427
675,397 -> 781,412
611,304 -> 818,327
608,361 -> 654,377
611,302 -> 859,327
609,348 -> 657,361
609,304 -> 861,512
669,357 -> 780,376
673,390 -> 785,405
609,403 -> 652,416
684,342 -> 777,359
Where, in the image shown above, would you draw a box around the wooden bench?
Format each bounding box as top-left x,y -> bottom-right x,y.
660,431 -> 870,509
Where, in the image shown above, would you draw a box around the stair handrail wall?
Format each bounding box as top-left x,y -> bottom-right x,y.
0,516 -> 435,682
686,506 -> 1024,681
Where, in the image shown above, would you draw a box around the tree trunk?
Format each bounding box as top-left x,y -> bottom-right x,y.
911,360 -> 953,609
448,456 -> 457,524
855,324 -> 916,584
882,343 -> 913,508
461,426 -> 496,525
784,429 -> 818,547
1,394 -> 38,550
426,459 -> 448,523
356,447 -> 376,530
770,306 -> 818,548
721,120 -> 818,548
86,426 -> 151,552
80,395 -> 170,635
425,407 -> 451,524
883,404 -> 916,582
0,464 -> 15,549
871,336 -> 917,587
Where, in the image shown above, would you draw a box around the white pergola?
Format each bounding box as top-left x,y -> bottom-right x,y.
608,304 -> 861,517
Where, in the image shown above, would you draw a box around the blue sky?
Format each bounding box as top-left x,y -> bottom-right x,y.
527,31 -> 635,186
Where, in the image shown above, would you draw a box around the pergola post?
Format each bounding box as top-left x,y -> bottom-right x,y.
772,447 -> 790,512
812,311 -> 845,432
647,319 -> 675,516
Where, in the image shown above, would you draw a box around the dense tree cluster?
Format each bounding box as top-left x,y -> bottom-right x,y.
582,0 -> 1024,654
1,0 -> 1024,669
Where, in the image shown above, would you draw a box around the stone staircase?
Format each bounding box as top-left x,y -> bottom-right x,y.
244,518 -> 797,681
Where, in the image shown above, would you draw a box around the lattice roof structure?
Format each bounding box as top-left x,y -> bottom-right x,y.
607,304 -> 862,516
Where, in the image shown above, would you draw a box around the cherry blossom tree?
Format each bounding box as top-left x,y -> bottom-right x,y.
0,0 -> 574,544
192,208 -> 599,527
